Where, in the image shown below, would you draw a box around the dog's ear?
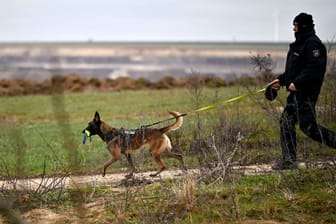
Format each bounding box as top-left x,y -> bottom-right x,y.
94,111 -> 101,123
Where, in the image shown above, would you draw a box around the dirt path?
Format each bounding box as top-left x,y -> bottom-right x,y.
1,169 -> 199,191
0,161 -> 335,191
1,162 -> 321,191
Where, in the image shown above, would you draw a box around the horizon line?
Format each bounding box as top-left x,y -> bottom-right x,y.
0,40 -> 292,45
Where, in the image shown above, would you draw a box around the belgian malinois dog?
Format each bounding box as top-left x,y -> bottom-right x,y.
82,111 -> 186,178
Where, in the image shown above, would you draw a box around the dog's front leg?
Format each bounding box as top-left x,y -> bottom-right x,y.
149,155 -> 166,177
102,157 -> 118,177
124,153 -> 136,179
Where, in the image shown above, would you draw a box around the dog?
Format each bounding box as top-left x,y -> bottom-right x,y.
82,111 -> 186,178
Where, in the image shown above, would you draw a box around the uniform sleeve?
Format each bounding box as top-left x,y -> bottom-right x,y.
292,40 -> 326,90
277,73 -> 285,86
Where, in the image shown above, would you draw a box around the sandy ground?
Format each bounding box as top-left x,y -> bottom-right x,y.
1,162 -> 333,224
0,165 -> 261,192
0,162 -> 321,191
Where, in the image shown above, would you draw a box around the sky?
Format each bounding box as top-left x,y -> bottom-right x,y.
1,0 -> 335,43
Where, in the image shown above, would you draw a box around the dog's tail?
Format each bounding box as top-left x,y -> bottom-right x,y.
159,111 -> 183,133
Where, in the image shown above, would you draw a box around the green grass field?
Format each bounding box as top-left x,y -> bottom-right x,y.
1,84 -> 335,177
1,83 -> 336,223
0,86 -> 272,176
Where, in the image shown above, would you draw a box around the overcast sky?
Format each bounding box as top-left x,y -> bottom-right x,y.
1,0 -> 335,42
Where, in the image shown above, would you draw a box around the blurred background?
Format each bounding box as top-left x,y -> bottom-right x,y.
0,0 -> 335,84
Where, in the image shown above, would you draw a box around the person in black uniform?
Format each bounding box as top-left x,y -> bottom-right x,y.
266,12 -> 336,170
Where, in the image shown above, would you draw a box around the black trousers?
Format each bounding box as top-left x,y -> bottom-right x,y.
280,92 -> 336,162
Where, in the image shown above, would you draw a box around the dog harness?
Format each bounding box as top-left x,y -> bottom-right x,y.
117,128 -> 138,153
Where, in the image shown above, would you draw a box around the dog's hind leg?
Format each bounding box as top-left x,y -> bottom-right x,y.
161,136 -> 187,171
165,150 -> 187,171
125,153 -> 136,179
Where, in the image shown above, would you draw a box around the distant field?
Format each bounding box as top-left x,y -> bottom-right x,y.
0,41 -> 288,81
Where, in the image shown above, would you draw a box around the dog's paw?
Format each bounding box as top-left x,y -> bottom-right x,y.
102,173 -> 105,177
125,173 -> 134,179
149,173 -> 158,178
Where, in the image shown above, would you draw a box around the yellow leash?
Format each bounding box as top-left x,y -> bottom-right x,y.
141,86 -> 267,128
190,87 -> 266,114
83,86 -> 269,143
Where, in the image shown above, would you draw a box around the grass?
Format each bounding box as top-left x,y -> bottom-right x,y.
149,169 -> 335,223
0,86 -> 268,122
1,84 -> 336,223
0,86 -> 276,176
19,168 -> 333,223
0,85 -> 335,177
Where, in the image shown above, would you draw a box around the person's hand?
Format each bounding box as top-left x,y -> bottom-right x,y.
289,83 -> 297,91
269,79 -> 280,90
265,79 -> 280,101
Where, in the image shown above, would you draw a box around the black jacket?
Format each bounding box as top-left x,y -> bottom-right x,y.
277,30 -> 327,102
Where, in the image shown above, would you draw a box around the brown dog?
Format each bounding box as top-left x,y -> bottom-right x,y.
82,111 -> 186,178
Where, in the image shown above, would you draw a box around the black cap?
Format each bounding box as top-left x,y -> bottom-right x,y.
265,85 -> 278,101
293,13 -> 314,31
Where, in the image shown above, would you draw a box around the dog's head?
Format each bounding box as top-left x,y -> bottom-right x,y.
82,111 -> 102,137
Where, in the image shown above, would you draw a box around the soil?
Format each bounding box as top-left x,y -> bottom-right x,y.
0,163 -> 288,192
0,165 -> 271,224
1,161 -> 331,223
